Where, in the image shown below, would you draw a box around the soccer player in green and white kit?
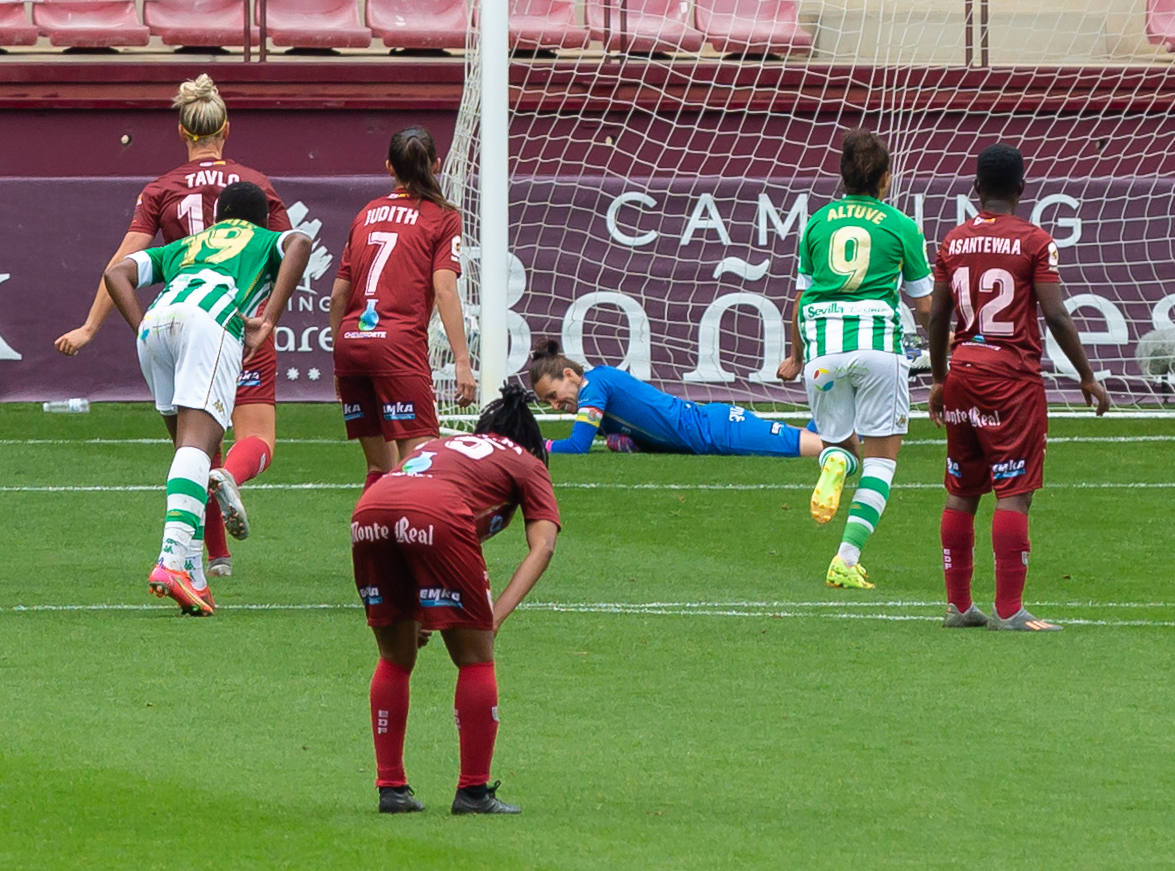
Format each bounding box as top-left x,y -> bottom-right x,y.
103,182 -> 311,615
778,129 -> 932,589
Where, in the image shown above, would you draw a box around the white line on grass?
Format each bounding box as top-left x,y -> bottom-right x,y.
5,480 -> 1175,494
4,434 -> 1175,447
3,600 -> 1172,628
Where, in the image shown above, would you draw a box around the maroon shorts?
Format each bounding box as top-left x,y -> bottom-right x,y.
351,478 -> 492,630
235,331 -> 277,406
337,372 -> 439,441
942,369 -> 1046,498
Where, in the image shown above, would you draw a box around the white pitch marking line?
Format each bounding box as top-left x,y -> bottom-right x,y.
2,600 -> 1172,628
3,435 -> 1175,447
5,481 -> 1175,494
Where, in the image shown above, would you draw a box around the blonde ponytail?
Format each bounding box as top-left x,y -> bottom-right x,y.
173,73 -> 228,142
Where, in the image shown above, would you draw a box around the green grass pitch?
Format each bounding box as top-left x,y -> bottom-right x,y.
2,402 -> 1173,870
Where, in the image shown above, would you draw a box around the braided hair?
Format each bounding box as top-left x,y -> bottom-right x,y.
474,384 -> 548,465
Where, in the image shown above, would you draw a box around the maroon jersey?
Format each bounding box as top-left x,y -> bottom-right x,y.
933,211 -> 1060,379
333,191 -> 462,377
372,433 -> 561,541
128,157 -> 290,243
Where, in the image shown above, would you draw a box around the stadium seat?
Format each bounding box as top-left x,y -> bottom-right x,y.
366,0 -> 467,51
481,0 -> 591,51
585,0 -> 705,53
33,0 -> 150,48
257,0 -> 371,49
0,2 -> 39,46
1147,0 -> 1175,51
145,0 -> 257,48
695,0 -> 812,55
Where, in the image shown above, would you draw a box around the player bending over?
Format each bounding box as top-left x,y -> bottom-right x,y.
103,182 -> 311,616
352,385 -> 560,815
528,341 -> 821,457
929,144 -> 1108,631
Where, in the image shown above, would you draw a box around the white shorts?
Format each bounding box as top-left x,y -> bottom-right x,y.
804,349 -> 910,442
137,302 -> 243,431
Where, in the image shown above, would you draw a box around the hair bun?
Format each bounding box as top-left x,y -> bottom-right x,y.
531,339 -> 561,361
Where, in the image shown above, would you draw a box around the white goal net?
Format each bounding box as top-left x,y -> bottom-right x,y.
434,0 -> 1175,422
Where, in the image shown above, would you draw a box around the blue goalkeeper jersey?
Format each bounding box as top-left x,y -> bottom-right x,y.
547,366 -> 712,454
547,366 -> 811,457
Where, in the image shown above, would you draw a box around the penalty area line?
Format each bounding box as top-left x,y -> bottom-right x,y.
2,600 -> 1172,628
5,481 -> 1175,494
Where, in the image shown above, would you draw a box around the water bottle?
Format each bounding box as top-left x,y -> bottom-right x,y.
42,398 -> 90,413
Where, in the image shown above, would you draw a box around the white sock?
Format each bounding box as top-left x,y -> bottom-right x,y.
160,446 -> 211,571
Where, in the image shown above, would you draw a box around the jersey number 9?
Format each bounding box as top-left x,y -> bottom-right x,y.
828,226 -> 872,292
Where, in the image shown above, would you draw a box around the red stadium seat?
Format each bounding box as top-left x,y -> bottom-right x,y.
484,0 -> 591,51
145,0 -> 257,48
0,2 -> 39,46
585,0 -> 705,53
695,0 -> 812,54
1147,0 -> 1175,51
366,0 -> 467,51
33,0 -> 150,48
257,0 -> 371,49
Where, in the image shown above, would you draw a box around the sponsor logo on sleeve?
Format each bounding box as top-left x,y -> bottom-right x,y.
382,401 -> 416,421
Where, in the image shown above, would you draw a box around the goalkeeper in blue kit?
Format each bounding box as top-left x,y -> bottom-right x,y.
528,341 -> 821,457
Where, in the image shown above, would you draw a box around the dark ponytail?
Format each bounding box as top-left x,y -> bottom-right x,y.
387,126 -> 456,210
527,340 -> 584,388
474,384 -> 548,465
840,128 -> 890,197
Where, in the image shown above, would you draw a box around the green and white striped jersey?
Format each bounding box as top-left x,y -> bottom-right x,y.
796,194 -> 931,360
129,219 -> 290,342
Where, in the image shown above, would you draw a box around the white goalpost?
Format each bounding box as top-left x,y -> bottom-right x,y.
434,0 -> 1175,424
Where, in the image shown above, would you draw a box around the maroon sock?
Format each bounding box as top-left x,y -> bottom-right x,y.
204,496 -> 230,560
224,436 -> 271,485
371,659 -> 411,788
455,661 -> 499,789
992,509 -> 1030,619
364,470 -> 384,491
204,449 -> 229,560
940,508 -> 975,612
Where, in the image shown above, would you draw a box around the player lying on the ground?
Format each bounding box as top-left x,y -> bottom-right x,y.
527,342 -> 822,457
352,385 -> 560,815
929,143 -> 1108,632
103,182 -> 311,616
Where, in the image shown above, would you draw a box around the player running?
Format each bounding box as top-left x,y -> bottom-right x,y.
929,144 -> 1108,631
102,182 -> 311,615
777,128 -> 933,589
54,73 -> 291,579
352,385 -> 559,815
330,126 -> 477,490
529,341 -> 822,457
